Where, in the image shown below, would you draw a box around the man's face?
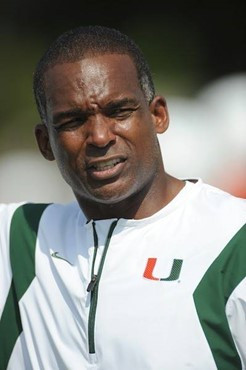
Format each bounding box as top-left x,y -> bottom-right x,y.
38,54 -> 168,204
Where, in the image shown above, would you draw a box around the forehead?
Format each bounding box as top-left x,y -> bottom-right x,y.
43,54 -> 143,112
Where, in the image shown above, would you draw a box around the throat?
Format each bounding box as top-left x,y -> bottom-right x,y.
76,174 -> 184,220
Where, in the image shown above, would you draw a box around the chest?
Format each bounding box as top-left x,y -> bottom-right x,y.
17,220 -> 223,369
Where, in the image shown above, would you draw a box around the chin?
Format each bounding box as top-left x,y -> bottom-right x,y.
90,190 -> 131,204
81,182 -> 135,205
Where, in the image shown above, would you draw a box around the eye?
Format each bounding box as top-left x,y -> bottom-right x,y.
108,108 -> 136,120
54,117 -> 87,132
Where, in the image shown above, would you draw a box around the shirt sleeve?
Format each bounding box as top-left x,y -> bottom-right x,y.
226,276 -> 246,367
0,203 -> 25,317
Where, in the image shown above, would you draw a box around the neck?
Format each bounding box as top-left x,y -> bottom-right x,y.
76,173 -> 185,221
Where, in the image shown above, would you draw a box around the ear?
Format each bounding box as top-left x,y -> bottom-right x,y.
35,123 -> 55,161
149,96 -> 169,134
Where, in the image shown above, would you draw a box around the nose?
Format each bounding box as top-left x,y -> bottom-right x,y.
86,114 -> 116,148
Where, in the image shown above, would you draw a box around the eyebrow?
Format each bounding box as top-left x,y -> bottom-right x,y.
103,98 -> 139,111
52,98 -> 139,124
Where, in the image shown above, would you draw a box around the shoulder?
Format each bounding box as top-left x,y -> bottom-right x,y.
38,201 -> 86,228
183,180 -> 246,250
0,202 -> 27,236
202,182 -> 245,224
188,179 -> 246,220
0,201 -> 85,233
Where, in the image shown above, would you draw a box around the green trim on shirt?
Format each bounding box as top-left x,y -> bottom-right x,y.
0,203 -> 49,370
193,224 -> 246,370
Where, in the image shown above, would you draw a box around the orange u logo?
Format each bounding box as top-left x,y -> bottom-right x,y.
143,258 -> 183,281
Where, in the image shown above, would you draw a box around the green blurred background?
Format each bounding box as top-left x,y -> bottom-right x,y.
1,0 -> 245,152
0,0 -> 245,201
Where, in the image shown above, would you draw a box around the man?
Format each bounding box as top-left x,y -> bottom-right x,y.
0,26 -> 245,370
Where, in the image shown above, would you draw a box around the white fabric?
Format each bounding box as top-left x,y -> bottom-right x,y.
226,277 -> 246,369
0,203 -> 25,316
1,180 -> 246,369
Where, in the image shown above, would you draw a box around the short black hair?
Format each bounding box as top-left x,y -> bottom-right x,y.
33,25 -> 155,123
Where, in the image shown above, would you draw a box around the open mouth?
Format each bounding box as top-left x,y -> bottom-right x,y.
88,158 -> 126,171
87,157 -> 127,180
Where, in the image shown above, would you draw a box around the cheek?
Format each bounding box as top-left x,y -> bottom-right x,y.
51,131 -> 83,160
115,118 -> 137,133
116,113 -> 153,145
51,134 -> 86,182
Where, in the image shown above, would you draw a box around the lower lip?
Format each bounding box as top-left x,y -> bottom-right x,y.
87,160 -> 126,181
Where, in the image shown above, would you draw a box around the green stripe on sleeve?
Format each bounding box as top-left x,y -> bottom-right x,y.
0,281 -> 22,370
193,224 -> 246,370
10,204 -> 49,300
0,203 -> 49,370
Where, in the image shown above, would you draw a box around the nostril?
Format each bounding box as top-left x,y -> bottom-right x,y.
89,136 -> 116,148
85,142 -> 114,157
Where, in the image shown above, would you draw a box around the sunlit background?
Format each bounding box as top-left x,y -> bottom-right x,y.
1,0 -> 245,203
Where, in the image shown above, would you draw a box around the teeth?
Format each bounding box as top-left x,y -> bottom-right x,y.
91,158 -> 122,171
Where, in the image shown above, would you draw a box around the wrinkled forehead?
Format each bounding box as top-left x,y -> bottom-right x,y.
43,54 -> 142,106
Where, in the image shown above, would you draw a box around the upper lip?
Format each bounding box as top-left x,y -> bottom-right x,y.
86,155 -> 127,170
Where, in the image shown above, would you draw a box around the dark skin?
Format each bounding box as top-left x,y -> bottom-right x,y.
35,53 -> 184,220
